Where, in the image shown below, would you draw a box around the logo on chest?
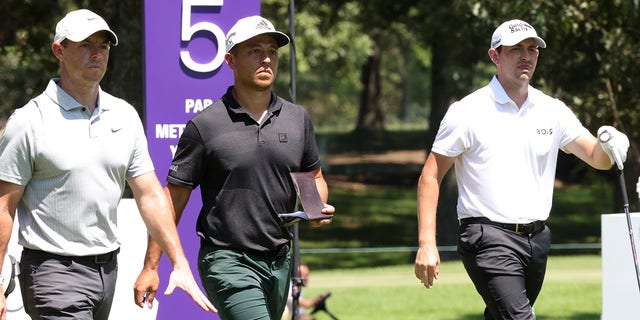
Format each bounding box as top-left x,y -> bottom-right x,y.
278,133 -> 288,143
536,128 -> 553,135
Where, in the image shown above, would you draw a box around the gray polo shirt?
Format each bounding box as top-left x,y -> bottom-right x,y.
0,78 -> 154,256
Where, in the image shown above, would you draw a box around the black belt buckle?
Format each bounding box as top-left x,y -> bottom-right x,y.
93,252 -> 111,264
511,221 -> 543,234
91,248 -> 120,264
461,217 -> 544,235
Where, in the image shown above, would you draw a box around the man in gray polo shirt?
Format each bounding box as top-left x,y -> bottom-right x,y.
0,9 -> 216,319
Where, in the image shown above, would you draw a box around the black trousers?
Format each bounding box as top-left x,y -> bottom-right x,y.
19,248 -> 118,320
457,222 -> 551,320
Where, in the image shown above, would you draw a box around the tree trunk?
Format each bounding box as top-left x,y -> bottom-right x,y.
428,23 -> 477,254
356,45 -> 384,133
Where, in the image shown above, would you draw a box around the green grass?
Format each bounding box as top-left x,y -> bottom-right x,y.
298,255 -> 602,320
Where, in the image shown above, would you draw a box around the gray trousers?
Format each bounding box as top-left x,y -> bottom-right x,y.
19,248 -> 118,320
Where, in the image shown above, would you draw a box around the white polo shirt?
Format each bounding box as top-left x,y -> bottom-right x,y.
432,76 -> 589,223
0,79 -> 154,256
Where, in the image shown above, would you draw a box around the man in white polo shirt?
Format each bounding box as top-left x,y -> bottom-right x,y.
0,9 -> 215,319
414,19 -> 629,319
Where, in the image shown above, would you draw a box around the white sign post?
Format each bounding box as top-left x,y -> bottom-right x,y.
601,212 -> 640,319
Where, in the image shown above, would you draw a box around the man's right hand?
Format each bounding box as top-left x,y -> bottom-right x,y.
414,245 -> 440,289
133,268 -> 160,308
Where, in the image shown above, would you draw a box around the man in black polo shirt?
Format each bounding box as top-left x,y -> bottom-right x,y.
134,15 -> 335,319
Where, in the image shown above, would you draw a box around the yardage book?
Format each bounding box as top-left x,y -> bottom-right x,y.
278,172 -> 332,225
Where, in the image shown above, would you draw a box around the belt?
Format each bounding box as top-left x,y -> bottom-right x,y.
244,244 -> 290,260
24,247 -> 120,265
460,217 -> 545,235
200,239 -> 290,260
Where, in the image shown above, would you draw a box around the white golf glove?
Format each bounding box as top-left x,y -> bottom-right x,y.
597,125 -> 629,170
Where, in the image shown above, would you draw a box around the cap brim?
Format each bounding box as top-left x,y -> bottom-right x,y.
64,29 -> 118,46
534,37 -> 546,48
501,36 -> 546,49
269,31 -> 290,47
226,31 -> 289,53
105,30 -> 118,46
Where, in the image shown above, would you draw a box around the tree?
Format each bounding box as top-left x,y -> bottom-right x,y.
264,0 -> 433,134
264,0 -> 375,132
0,1 -> 65,124
0,0 -> 143,123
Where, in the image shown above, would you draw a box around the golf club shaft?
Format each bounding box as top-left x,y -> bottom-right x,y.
618,169 -> 640,292
291,213 -> 301,320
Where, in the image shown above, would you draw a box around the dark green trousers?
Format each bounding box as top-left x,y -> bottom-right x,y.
198,244 -> 292,320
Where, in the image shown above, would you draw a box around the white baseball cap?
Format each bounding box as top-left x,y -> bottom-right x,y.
54,9 -> 118,46
490,19 -> 546,49
225,15 -> 289,53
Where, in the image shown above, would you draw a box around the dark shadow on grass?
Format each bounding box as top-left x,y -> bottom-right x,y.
457,312 -> 601,320
535,312 -> 601,319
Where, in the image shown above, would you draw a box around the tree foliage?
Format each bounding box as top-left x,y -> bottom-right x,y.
1,0 -> 639,207
0,0 -> 143,123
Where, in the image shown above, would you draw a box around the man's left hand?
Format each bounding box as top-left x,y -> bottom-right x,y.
598,125 -> 629,170
310,203 -> 335,227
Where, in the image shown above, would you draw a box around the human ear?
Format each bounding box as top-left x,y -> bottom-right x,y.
224,52 -> 234,68
51,42 -> 64,61
488,49 -> 499,64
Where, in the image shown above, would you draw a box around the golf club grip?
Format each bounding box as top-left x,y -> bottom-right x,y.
618,169 -> 630,206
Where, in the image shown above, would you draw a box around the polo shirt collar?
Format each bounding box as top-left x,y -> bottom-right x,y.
222,86 -> 283,116
489,75 -> 536,110
45,78 -> 107,112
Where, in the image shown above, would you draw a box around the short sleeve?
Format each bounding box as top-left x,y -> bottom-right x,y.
431,101 -> 468,157
0,105 -> 37,185
125,110 -> 154,179
166,120 -> 205,189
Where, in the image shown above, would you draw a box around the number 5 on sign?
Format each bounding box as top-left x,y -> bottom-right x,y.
180,0 -> 225,73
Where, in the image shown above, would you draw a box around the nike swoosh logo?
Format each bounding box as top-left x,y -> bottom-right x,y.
111,127 -> 122,133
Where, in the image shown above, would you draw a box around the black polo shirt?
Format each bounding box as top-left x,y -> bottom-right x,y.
167,86 -> 321,252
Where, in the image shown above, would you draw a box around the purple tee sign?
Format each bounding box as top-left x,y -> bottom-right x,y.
143,1 -> 259,319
